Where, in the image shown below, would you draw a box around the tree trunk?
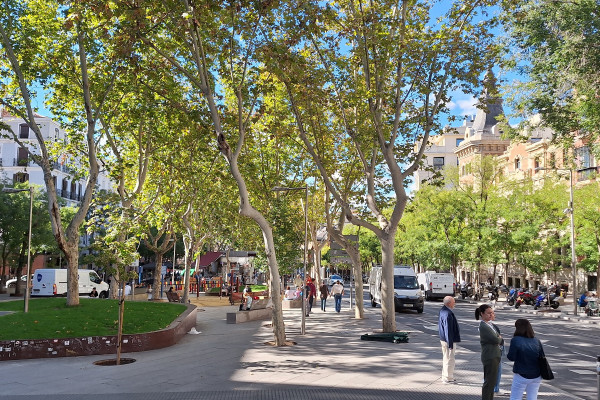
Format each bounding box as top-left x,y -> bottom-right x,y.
152,253 -> 164,300
348,249 -> 364,320
64,243 -> 80,306
380,235 -> 396,333
182,235 -> 191,304
116,280 -> 125,365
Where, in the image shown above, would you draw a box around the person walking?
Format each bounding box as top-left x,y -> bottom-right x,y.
319,281 -> 329,312
438,296 -> 461,384
507,319 -> 544,400
475,304 -> 503,400
305,277 -> 317,316
331,280 -> 344,313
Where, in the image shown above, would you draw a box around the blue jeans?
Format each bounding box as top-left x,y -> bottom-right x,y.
334,294 -> 342,312
321,298 -> 327,311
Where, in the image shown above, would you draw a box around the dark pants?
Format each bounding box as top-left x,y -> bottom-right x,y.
308,296 -> 314,313
482,357 -> 500,400
321,298 -> 327,311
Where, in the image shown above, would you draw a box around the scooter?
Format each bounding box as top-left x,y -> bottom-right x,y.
533,292 -> 560,310
487,285 -> 500,302
507,287 -> 518,306
460,283 -> 480,300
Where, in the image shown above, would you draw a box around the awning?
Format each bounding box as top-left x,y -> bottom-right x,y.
197,251 -> 224,267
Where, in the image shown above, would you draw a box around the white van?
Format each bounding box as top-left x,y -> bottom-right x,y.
417,271 -> 455,301
31,269 -> 109,298
369,265 -> 424,313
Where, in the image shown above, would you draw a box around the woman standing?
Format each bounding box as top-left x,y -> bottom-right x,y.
506,319 -> 544,400
475,304 -> 503,400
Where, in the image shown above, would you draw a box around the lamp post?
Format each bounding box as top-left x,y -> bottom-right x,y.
3,187 -> 33,313
536,167 -> 578,315
272,186 -> 308,335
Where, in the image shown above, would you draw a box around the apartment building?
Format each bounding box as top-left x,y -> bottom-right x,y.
1,109 -> 114,270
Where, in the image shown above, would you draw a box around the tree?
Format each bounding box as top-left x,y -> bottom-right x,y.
501,0 -> 600,152
270,0 -> 502,331
0,1 -> 132,305
0,184 -> 56,293
574,181 -> 600,289
397,183 -> 471,277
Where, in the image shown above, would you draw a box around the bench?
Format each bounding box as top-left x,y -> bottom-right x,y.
281,298 -> 303,309
226,299 -> 271,324
166,291 -> 181,303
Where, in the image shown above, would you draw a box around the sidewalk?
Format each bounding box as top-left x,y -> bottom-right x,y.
0,294 -> 585,400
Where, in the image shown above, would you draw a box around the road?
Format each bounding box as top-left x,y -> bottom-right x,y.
387,298 -> 599,400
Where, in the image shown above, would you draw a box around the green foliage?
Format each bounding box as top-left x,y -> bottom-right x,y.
502,0 -> 600,152
268,196 -> 303,274
0,298 -> 186,340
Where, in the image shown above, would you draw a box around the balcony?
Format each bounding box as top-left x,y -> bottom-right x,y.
577,167 -> 599,182
13,158 -> 31,167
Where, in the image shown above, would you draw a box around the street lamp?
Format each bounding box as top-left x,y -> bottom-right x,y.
2,187 -> 33,313
536,167 -> 578,315
272,186 -> 308,335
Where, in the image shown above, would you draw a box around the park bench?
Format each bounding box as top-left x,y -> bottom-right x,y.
226,299 -> 271,324
281,298 -> 303,309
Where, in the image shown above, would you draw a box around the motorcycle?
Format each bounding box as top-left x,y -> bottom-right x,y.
460,283 -> 480,301
507,287 -> 518,306
533,292 -> 560,310
515,289 -> 537,309
487,285 -> 500,301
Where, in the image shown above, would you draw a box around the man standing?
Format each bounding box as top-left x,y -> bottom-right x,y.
438,295 -> 460,384
330,280 -> 345,313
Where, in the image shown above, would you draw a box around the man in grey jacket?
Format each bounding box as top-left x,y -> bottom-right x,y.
438,296 -> 461,383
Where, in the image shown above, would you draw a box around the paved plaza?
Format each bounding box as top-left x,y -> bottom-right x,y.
0,292 -> 595,400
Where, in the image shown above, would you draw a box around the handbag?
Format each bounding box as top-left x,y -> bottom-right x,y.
538,355 -> 554,380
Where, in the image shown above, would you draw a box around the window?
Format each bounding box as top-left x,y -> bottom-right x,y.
456,138 -> 464,147
534,157 -> 540,170
549,153 -> 556,168
514,157 -> 521,170
13,172 -> 29,183
19,124 -> 29,139
433,157 -> 445,170
575,146 -> 593,169
54,128 -> 60,140
17,147 -> 28,166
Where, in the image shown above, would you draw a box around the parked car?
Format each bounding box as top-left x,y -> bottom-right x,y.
328,274 -> 344,286
5,275 -> 28,289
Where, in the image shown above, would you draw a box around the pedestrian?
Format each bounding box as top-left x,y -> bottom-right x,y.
305,277 -> 317,316
243,286 -> 253,310
330,280 -> 344,313
319,281 -> 329,311
475,304 -> 503,400
507,319 -> 544,400
294,274 -> 303,289
438,296 -> 461,384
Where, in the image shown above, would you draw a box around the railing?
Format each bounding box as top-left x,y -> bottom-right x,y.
577,167 -> 599,182
13,158 -> 30,167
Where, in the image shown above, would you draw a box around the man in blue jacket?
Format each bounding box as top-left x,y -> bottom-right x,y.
439,295 -> 461,383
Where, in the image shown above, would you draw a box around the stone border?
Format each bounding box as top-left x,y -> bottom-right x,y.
0,304 -> 197,361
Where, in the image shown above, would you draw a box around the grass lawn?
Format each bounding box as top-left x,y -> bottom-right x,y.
0,298 -> 187,340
